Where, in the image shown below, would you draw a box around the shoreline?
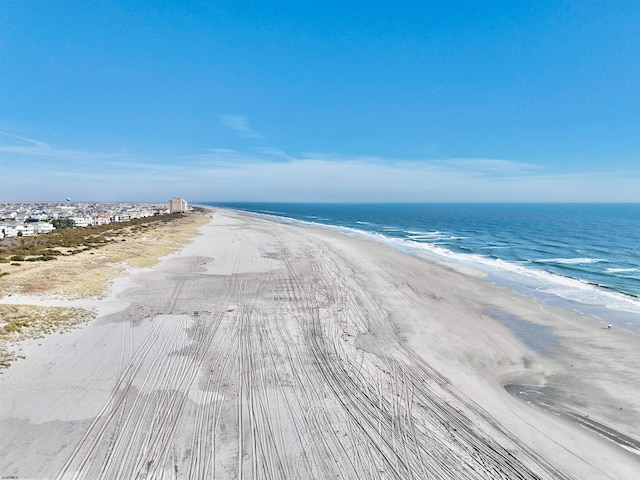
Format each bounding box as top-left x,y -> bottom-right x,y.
213,204 -> 640,334
299,219 -> 640,449
0,208 -> 638,478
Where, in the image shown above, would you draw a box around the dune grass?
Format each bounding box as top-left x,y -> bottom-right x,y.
0,209 -> 210,298
0,304 -> 95,369
0,208 -> 212,368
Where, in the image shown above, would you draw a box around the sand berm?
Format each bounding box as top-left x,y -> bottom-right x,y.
1,207 -> 639,479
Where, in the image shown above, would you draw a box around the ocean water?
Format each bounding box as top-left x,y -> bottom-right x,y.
204,203 -> 640,332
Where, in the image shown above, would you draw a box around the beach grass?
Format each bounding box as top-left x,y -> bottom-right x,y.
0,209 -> 210,298
0,304 -> 96,368
0,208 -> 211,368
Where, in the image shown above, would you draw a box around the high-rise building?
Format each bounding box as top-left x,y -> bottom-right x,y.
168,197 -> 188,213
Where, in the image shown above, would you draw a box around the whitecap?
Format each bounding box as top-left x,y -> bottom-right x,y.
406,230 -> 442,236
535,258 -> 602,265
219,206 -> 640,319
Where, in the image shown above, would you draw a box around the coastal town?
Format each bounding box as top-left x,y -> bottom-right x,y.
0,197 -> 189,240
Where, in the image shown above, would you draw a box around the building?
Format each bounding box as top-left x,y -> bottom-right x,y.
69,216 -> 92,228
111,214 -> 131,223
168,197 -> 188,213
0,222 -> 35,237
32,222 -> 55,234
95,212 -> 111,225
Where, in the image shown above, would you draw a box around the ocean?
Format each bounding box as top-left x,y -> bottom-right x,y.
203,203 -> 640,333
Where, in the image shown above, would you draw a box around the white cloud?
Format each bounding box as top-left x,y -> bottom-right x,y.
0,130 -> 125,161
219,115 -> 264,140
2,132 -> 639,202
432,158 -> 542,176
0,130 -> 50,149
186,153 -> 640,203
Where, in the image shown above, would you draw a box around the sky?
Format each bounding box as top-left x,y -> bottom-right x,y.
1,0 -> 639,203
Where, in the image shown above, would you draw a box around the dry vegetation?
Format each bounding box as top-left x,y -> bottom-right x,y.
0,208 -> 211,369
0,304 -> 96,368
2,211 -> 195,263
0,209 -> 210,297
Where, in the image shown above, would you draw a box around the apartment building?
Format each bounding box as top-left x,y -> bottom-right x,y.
168,197 -> 188,213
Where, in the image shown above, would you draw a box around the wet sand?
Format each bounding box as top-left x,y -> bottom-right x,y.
0,208 -> 639,479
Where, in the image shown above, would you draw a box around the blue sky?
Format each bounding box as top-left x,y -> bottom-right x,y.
1,1 -> 639,202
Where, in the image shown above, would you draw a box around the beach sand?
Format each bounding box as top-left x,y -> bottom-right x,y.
0,208 -> 639,479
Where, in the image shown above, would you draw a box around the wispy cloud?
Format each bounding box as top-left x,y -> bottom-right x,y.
0,130 -> 125,161
2,130 -> 639,203
300,152 -> 397,165
432,158 -> 542,176
298,153 -> 540,177
219,114 -> 264,140
187,148 -> 271,168
255,147 -> 298,162
180,148 -> 640,202
0,130 -> 50,149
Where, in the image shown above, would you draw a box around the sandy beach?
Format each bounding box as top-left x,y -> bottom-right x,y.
1,208 -> 639,479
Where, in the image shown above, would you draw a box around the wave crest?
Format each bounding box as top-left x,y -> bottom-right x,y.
535,258 -> 602,265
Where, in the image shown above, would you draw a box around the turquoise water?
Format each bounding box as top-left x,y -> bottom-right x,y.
203,203 -> 640,331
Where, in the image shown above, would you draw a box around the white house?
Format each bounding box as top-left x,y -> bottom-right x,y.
112,214 -> 131,223
130,209 -> 153,219
1,222 -> 36,237
2,222 -> 18,237
32,222 -> 55,234
69,216 -> 92,227
16,223 -> 35,236
95,213 -> 111,225
1,223 -> 16,238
